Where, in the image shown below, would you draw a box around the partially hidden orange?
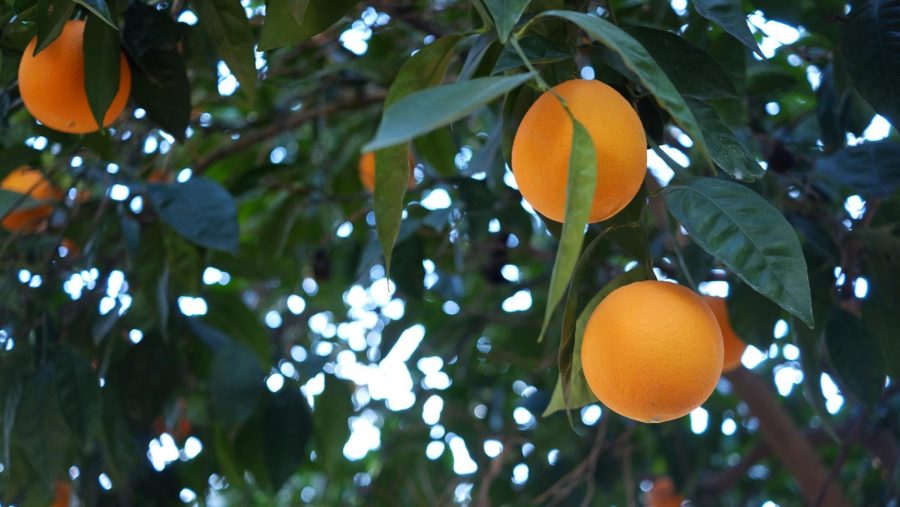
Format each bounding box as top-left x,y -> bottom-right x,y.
358,152 -> 415,193
703,296 -> 748,373
1,167 -> 61,233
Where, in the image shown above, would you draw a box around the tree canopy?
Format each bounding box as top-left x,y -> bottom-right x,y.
0,0 -> 898,506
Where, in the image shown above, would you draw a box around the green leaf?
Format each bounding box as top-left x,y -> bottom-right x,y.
727,279 -> 783,349
539,118 -> 597,342
687,98 -> 765,181
816,141 -> 900,198
364,73 -> 532,152
83,12 -> 121,131
52,345 -> 102,444
14,368 -> 73,482
627,26 -> 738,100
483,0 -> 531,42
259,0 -> 359,50
313,377 -> 352,475
0,189 -> 42,217
492,34 -> 570,74
663,177 -> 814,326
73,0 -> 116,29
35,0 -> 76,54
130,49 -> 191,141
146,178 -> 240,253
122,0 -> 185,57
371,35 -> 461,269
541,11 -> 710,161
210,343 -> 265,433
692,0 -> 764,58
825,309 -> 885,407
194,0 -> 257,96
458,32 -> 497,81
842,0 -> 900,128
263,387 -> 312,490
544,267 -> 650,417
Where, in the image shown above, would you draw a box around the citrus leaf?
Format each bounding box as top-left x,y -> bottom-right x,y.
627,26 -> 737,100
14,368 -> 73,482
816,141 -> 900,198
687,98 -> 765,181
35,0 -> 76,54
194,0 -> 257,95
52,345 -> 102,443
541,11 -> 710,161
146,178 -> 239,253
692,0 -> 764,58
210,343 -> 265,433
73,0 -> 116,29
825,309 -> 885,407
313,377 -> 352,475
0,189 -> 42,217
129,48 -> 191,141
371,36 -> 461,270
663,177 -> 814,327
842,0 -> 900,128
483,0 -> 531,42
363,73 -> 533,153
259,0 -> 359,50
458,32 -> 497,81
263,387 -> 312,490
539,117 -> 598,342
544,266 -> 651,417
492,35 -> 570,74
83,13 -> 121,131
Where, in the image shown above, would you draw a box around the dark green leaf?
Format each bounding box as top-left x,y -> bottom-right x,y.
693,0 -> 764,57
122,0 -> 185,57
14,368 -> 73,482
313,377 -> 352,475
539,118 -> 597,341
541,11 -> 710,161
146,178 -> 239,253
263,387 -> 312,490
663,177 -> 813,326
816,141 -> 900,198
129,48 -> 191,140
365,73 -> 531,153
544,266 -> 650,416
83,13 -> 121,131
52,345 -> 102,443
627,26 -> 738,100
210,343 -> 265,432
0,189 -> 42,217
35,0 -> 76,54
194,0 -> 257,95
259,0 -> 359,50
458,32 -> 497,81
727,279 -> 782,348
492,35 -> 570,74
842,0 -> 900,128
483,0 -> 531,42
74,0 -> 116,28
372,35 -> 460,269
687,98 -> 765,181
825,309 -> 885,406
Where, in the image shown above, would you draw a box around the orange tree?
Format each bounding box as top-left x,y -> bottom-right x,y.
0,0 -> 897,505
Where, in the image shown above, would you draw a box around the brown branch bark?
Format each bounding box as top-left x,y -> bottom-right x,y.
193,92 -> 385,173
725,367 -> 851,507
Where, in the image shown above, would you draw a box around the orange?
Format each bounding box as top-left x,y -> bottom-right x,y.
643,477 -> 684,507
52,481 -> 71,507
1,167 -> 61,232
511,79 -> 647,223
703,296 -> 748,372
19,20 -> 132,134
581,280 -> 723,423
358,152 -> 415,193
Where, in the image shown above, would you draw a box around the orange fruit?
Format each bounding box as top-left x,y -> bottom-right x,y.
703,296 -> 748,373
644,477 -> 684,507
511,79 -> 647,223
581,280 -> 723,423
52,481 -> 71,507
19,20 -> 132,134
1,167 -> 61,232
358,152 -> 415,193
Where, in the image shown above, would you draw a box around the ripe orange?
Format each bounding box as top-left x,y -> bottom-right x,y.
52,481 -> 71,507
703,296 -> 748,372
511,79 -> 647,223
581,280 -> 723,423
18,20 -> 132,134
644,477 -> 684,507
358,152 -> 415,193
1,167 -> 61,232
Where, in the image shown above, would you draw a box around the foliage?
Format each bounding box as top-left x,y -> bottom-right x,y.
0,0 -> 898,505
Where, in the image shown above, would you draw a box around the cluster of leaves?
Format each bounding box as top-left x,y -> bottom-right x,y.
0,0 -> 898,505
